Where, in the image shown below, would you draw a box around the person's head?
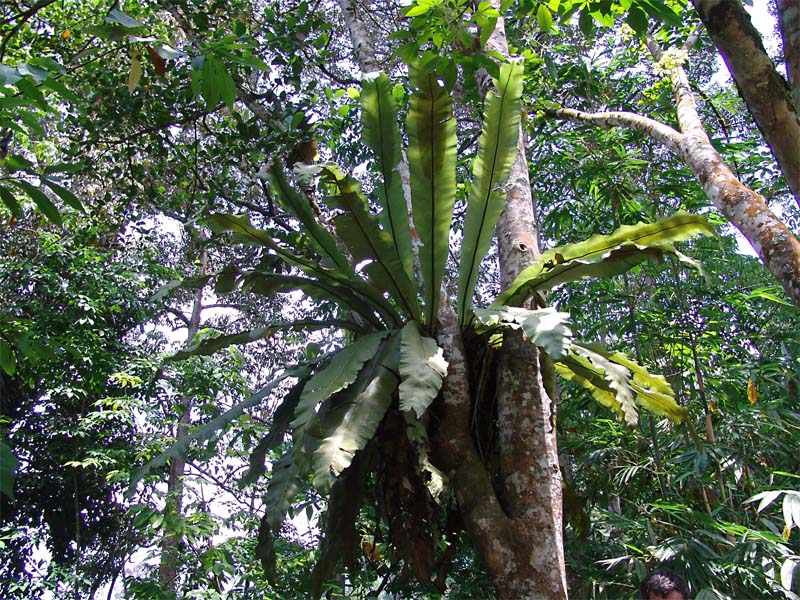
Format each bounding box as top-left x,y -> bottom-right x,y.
640,568 -> 690,600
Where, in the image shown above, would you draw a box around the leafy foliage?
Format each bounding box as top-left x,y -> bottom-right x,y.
4,0 -> 799,598
399,321 -> 448,418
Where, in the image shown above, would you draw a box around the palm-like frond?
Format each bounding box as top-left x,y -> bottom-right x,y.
473,306 -> 573,359
292,330 -> 389,434
399,321 -> 448,418
268,163 -> 351,271
494,213 -> 716,307
556,343 -> 687,426
361,72 -> 414,279
322,166 -> 420,320
407,65 -> 457,332
457,61 -> 524,326
205,212 -> 400,327
312,333 -> 400,493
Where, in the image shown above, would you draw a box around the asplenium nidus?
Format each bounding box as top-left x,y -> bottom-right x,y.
133,57 -> 713,596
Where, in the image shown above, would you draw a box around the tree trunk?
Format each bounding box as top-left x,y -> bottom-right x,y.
158,249 -> 207,595
336,0 -> 380,74
693,0 -> 800,209
482,11 -> 566,598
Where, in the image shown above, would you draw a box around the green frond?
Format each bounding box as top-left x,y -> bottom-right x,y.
407,65 -> 457,332
457,61 -> 524,326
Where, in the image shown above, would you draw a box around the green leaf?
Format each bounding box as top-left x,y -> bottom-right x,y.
537,4 -> 554,32
127,366 -> 309,497
202,56 -> 222,109
406,4 -> 432,16
601,347 -> 686,422
293,331 -> 389,433
0,64 -> 21,85
555,343 -> 686,426
0,441 -> 18,500
745,286 -> 793,306
41,77 -> 81,104
311,453 -> 368,599
579,9 -> 595,36
217,49 -> 271,72
40,177 -> 83,212
783,492 -> 800,535
457,61 -> 523,325
0,184 -> 23,218
4,154 -> 35,173
238,271 -> 381,327
312,333 -> 400,493
268,164 -> 351,271
637,0 -> 683,26
0,338 -> 16,376
626,7 -> 649,34
106,8 -> 145,29
745,489 -> 783,512
16,77 -> 50,111
128,55 -> 142,94
781,558 -> 799,593
149,279 -> 184,302
11,179 -> 61,224
361,72 -> 414,280
399,321 -> 447,418
556,344 -> 638,426
17,63 -> 50,82
172,319 -> 360,361
213,56 -> 237,109
205,213 -> 397,327
263,449 -> 302,531
322,166 -> 420,320
407,66 -> 457,332
473,306 -> 573,358
242,378 -> 308,486
84,23 -> 137,40
494,213 -> 716,306
480,17 -> 499,47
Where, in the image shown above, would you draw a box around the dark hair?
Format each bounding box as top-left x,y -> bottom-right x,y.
640,568 -> 690,599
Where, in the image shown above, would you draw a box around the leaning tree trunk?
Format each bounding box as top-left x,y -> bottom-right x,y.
692,0 -> 800,209
553,34 -> 800,306
337,1 -> 567,597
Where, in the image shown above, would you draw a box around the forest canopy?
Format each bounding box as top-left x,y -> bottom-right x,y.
1,0 -> 800,599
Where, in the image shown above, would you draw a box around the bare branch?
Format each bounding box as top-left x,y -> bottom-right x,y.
553,107 -> 683,155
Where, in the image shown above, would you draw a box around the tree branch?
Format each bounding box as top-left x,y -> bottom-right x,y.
553,107 -> 684,155
551,63 -> 800,305
779,0 -> 800,108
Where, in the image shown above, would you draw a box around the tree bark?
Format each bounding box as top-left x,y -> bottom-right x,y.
472,7 -> 568,599
337,0 -> 381,74
553,55 -> 800,306
693,0 -> 800,209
